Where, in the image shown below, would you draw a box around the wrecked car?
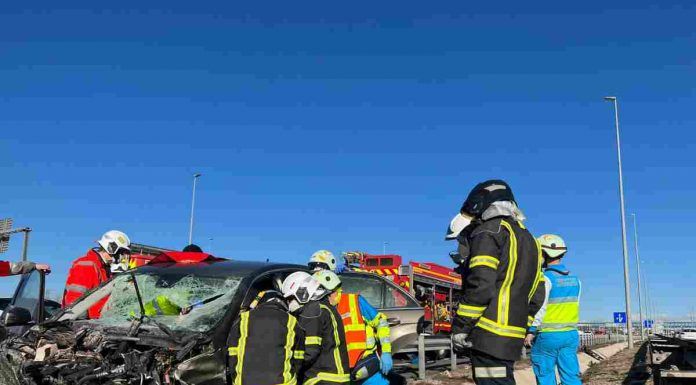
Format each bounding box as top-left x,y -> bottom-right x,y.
0,252 -> 421,385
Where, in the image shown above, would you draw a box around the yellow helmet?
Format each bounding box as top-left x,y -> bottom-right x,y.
308,249 -> 337,271
313,270 -> 342,291
537,234 -> 567,259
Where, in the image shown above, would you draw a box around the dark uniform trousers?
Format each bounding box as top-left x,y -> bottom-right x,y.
470,350 -> 516,385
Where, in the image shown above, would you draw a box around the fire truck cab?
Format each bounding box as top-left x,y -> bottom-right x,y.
344,252 -> 461,334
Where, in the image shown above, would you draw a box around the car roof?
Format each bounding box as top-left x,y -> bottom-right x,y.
137,259 -> 306,278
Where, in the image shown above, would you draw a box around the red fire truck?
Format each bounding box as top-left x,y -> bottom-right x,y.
343,251 -> 461,334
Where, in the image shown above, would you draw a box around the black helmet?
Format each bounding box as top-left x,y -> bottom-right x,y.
460,179 -> 516,217
182,244 -> 203,253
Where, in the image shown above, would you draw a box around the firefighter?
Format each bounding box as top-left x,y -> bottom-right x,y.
313,270 -> 393,385
228,290 -> 305,385
526,234 -> 581,385
283,271 -> 350,385
447,180 -> 546,385
0,260 -> 50,276
63,230 -> 131,318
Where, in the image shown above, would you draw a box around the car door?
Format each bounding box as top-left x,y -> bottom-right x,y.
3,270 -> 46,336
340,272 -> 423,354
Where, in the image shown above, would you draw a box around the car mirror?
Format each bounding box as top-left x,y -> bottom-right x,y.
3,305 -> 34,327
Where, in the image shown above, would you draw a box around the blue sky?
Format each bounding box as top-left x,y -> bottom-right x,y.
1,1 -> 694,321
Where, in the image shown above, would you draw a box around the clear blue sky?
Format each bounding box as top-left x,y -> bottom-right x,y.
1,1 -> 694,321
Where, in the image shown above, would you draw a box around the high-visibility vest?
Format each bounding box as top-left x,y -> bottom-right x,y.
540,266 -> 580,332
337,293 -> 377,368
144,295 -> 181,316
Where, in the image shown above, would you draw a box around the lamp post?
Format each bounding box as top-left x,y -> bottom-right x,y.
631,213 -> 645,340
188,173 -> 202,245
604,96 -> 634,348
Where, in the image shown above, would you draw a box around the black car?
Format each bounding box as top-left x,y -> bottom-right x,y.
0,254 -> 421,385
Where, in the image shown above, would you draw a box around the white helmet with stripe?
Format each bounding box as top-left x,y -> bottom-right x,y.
538,234 -> 567,259
281,271 -> 322,304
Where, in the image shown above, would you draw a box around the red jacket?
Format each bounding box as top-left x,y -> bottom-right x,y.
62,249 -> 111,319
0,261 -> 13,276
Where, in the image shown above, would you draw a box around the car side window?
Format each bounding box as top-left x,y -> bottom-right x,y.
12,271 -> 42,320
341,275 -> 384,308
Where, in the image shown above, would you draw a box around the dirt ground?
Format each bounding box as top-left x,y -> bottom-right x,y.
583,343 -> 652,385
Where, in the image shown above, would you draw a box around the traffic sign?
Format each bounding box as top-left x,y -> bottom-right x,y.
614,312 -> 627,324
644,319 -> 654,328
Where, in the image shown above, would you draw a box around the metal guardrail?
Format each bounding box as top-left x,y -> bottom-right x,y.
401,332 -> 630,380
397,334 -> 458,380
579,333 -> 629,350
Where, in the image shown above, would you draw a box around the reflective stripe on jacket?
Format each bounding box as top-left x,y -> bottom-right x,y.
537,265 -> 581,332
62,249 -> 111,319
228,300 -> 305,385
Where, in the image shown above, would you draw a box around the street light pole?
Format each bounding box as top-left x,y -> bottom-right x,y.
631,214 -> 645,340
383,242 -> 388,255
188,173 -> 202,245
604,96 -> 634,348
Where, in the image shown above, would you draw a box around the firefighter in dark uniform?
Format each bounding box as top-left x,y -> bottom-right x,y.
447,180 -> 546,385
283,271 -> 351,385
228,290 -> 305,385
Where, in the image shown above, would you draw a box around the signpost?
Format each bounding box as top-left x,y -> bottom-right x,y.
614,311 -> 627,324
0,218 -> 13,253
0,218 -> 32,260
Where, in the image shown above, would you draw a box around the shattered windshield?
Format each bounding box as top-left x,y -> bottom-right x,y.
90,270 -> 242,333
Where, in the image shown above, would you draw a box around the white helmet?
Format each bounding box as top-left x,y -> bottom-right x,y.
281,271 -> 322,304
308,250 -> 337,272
98,230 -> 131,256
538,234 -> 567,259
313,270 -> 342,291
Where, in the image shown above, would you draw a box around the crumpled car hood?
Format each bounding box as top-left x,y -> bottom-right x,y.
0,320 -> 222,385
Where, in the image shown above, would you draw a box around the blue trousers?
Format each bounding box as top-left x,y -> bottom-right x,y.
362,372 -> 389,385
530,331 -> 581,385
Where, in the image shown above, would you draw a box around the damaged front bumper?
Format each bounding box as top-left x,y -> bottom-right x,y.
0,321 -> 226,385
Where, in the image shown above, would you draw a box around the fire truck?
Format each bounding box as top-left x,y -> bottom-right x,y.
343,251 -> 461,334
128,243 -> 172,268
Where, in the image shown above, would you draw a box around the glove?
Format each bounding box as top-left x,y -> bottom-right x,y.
380,352 -> 393,375
452,333 -> 472,352
9,261 -> 37,275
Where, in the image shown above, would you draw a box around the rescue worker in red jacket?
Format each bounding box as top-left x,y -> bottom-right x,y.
0,260 -> 50,276
62,230 -> 131,318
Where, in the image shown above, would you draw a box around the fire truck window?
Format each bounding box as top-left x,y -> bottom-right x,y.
365,259 -> 379,267
380,258 -> 393,266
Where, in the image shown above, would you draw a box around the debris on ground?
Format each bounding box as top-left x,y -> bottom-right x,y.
583,343 -> 652,385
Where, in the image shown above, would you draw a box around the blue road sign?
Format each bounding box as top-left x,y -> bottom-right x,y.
614,312 -> 627,324
644,319 -> 654,328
